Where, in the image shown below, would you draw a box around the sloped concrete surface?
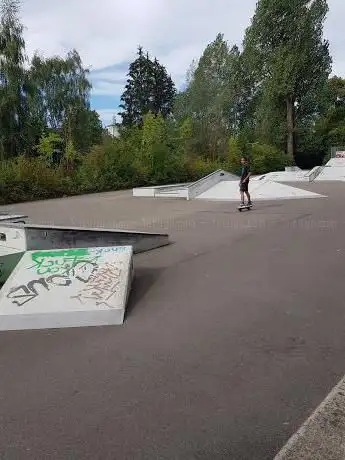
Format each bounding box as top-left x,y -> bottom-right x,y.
196,179 -> 325,201
275,376 -> 345,459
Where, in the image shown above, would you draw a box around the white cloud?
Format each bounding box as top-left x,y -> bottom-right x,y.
18,0 -> 345,125
95,109 -> 119,127
20,0 -> 258,90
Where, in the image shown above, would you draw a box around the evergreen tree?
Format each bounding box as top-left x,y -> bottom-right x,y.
119,46 -> 176,127
151,57 -> 176,119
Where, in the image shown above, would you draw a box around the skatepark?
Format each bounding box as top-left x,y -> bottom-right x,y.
0,163 -> 345,458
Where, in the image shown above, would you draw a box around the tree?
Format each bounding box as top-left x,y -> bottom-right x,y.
173,34 -> 246,159
0,0 -> 29,158
118,46 -> 176,127
63,107 -> 103,153
313,76 -> 345,160
29,50 -> 92,131
242,0 -> 332,162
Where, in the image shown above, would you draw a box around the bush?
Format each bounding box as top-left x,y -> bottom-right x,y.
249,142 -> 291,174
0,156 -> 76,204
185,156 -> 225,181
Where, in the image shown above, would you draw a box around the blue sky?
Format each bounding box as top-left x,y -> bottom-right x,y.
20,0 -> 345,128
88,63 -> 129,128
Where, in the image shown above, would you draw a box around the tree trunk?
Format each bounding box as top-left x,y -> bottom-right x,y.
286,95 -> 295,164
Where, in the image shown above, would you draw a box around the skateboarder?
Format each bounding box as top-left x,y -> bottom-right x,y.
239,157 -> 252,206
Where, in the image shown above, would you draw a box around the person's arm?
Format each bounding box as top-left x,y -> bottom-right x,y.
243,169 -> 251,182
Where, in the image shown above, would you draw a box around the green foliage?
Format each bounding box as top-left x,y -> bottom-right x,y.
174,34 -> 240,158
36,132 -> 63,164
242,0 -> 332,160
226,137 -> 242,174
0,0 -> 29,158
249,142 -> 291,174
29,50 -> 92,131
0,156 -> 72,204
119,46 -> 176,127
0,1 -> 343,206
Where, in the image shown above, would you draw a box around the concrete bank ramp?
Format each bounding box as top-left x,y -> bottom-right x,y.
0,224 -> 170,254
196,178 -> 325,201
132,170 -> 239,199
0,246 -> 133,330
0,214 -> 28,223
274,375 -> 345,459
254,170 -> 310,182
314,166 -> 345,181
326,157 -> 345,167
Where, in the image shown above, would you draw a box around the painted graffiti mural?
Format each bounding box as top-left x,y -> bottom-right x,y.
71,262 -> 124,308
6,247 -> 131,308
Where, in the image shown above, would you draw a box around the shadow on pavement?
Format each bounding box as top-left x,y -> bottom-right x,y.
125,266 -> 164,318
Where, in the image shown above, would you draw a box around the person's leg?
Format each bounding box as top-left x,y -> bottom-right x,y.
240,185 -> 245,204
242,182 -> 250,205
245,190 -> 252,204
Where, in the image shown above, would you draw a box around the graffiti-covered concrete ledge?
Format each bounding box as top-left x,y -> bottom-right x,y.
0,246 -> 134,330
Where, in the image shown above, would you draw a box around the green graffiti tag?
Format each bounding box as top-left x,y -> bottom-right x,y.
29,248 -> 99,277
31,249 -> 89,260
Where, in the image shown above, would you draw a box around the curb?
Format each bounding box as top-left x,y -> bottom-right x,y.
274,376 -> 345,459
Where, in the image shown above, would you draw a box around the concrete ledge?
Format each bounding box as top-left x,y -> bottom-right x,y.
0,224 -> 170,254
274,375 -> 345,459
307,166 -> 324,182
0,246 -> 134,330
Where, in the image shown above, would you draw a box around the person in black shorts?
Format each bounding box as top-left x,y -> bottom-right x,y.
239,157 -> 252,206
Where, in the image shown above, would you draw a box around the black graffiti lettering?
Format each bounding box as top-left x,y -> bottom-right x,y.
46,275 -> 71,287
7,285 -> 36,306
7,278 -> 49,306
7,276 -> 71,306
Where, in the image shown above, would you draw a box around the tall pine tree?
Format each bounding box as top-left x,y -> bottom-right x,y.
119,47 -> 176,127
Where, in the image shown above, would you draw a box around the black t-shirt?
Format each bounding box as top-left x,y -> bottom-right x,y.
241,165 -> 250,182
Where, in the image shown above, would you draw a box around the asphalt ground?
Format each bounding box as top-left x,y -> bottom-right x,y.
0,182 -> 344,459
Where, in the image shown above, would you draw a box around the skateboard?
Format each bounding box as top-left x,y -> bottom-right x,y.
238,204 -> 253,212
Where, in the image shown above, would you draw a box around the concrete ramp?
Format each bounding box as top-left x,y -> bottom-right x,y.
315,165 -> 345,181
325,157 -> 345,167
196,179 -> 325,201
0,214 -> 27,223
133,183 -> 191,197
0,224 -> 170,254
0,226 -> 27,284
186,169 -> 238,200
0,246 -> 134,330
255,170 -> 310,183
0,247 -> 25,285
132,170 -> 238,200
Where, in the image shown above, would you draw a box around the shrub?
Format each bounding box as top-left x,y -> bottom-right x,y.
249,142 -> 291,174
0,156 -> 75,204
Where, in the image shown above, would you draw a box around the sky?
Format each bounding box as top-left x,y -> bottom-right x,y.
20,0 -> 345,128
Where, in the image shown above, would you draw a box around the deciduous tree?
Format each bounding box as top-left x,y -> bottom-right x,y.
242,0 -> 332,161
